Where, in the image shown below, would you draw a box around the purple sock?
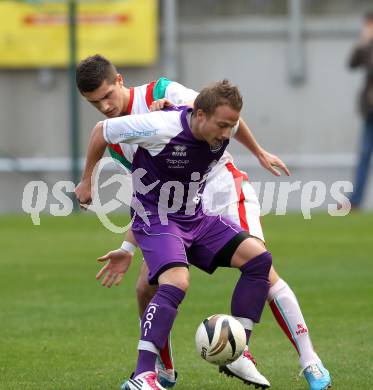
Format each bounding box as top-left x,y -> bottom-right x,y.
135,350 -> 158,377
135,284 -> 185,377
231,251 -> 272,343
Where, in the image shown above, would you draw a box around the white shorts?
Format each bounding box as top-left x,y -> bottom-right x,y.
202,161 -> 264,242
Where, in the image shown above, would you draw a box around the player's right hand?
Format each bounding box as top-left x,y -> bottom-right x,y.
96,249 -> 133,288
150,98 -> 175,112
75,179 -> 92,209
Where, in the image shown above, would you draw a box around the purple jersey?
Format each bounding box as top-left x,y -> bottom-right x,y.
103,107 -> 230,223
103,106 -> 247,283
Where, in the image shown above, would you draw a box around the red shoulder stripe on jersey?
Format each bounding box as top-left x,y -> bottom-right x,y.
126,87 -> 134,114
108,143 -> 124,157
226,162 -> 249,232
145,80 -> 157,109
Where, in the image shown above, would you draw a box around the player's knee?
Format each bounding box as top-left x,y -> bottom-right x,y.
173,276 -> 189,292
165,273 -> 189,292
158,266 -> 190,292
241,251 -> 272,277
258,251 -> 272,277
261,251 -> 272,274
231,237 -> 267,268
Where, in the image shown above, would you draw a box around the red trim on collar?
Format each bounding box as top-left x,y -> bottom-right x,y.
126,87 -> 134,114
145,80 -> 156,109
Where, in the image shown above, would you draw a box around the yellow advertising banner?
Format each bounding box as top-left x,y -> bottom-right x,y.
0,0 -> 158,67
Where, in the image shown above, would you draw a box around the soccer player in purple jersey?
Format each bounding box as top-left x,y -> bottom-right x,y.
76,80 -> 275,390
75,55 -> 331,390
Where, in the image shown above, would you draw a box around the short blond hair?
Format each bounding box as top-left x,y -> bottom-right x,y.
194,79 -> 243,117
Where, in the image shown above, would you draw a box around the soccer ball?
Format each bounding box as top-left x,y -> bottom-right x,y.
195,314 -> 246,366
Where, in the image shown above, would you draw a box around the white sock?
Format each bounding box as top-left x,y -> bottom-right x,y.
268,279 -> 321,369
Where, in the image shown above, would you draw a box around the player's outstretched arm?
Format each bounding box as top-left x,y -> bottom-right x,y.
75,121 -> 107,206
234,118 -> 290,177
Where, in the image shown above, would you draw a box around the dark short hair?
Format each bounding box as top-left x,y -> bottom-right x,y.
193,79 -> 243,117
76,54 -> 117,93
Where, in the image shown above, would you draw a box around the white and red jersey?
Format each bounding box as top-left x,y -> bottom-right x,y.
107,77 -> 264,240
203,160 -> 264,241
107,77 -> 198,172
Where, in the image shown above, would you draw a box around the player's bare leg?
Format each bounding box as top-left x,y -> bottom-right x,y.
136,262 -> 158,316
136,261 -> 178,388
268,266 -> 331,389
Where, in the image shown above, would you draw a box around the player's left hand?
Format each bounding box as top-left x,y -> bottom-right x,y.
150,98 -> 175,112
257,150 -> 290,176
96,249 -> 133,288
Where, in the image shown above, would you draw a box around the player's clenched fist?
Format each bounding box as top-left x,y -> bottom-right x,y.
75,178 -> 92,209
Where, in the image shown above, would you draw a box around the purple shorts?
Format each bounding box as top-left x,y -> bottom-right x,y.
132,211 -> 247,284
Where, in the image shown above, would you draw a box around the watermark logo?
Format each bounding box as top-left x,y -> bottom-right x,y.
21,163 -> 353,232
89,157 -> 135,233
251,180 -> 353,219
22,180 -> 76,225
21,158 -> 139,233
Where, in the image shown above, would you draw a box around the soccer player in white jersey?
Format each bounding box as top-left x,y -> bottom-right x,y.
75,55 -> 331,390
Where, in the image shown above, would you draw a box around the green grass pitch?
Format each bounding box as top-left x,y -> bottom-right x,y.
1,212 -> 373,389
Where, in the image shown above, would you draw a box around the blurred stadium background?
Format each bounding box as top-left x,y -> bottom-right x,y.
1,0 -> 373,213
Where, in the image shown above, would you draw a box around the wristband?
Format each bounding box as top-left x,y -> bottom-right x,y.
120,240 -> 136,255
